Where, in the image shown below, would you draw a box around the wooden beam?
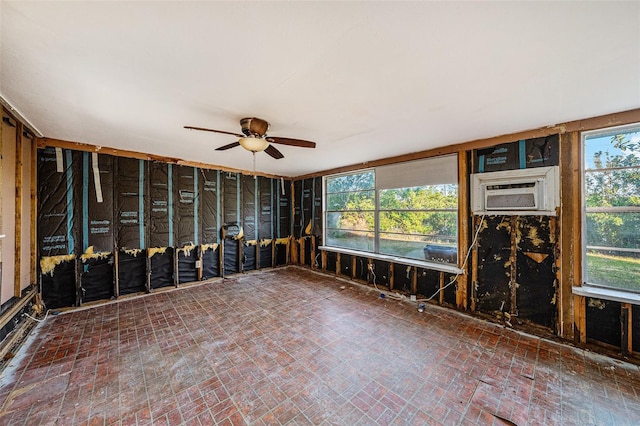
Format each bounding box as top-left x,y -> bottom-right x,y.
559,132 -> 581,340
622,303 -> 632,356
389,263 -> 395,290
439,272 -> 445,305
114,249 -> 120,298
0,287 -> 37,331
37,137 -> 287,180
14,122 -> 23,298
351,254 -> 356,280
573,294 -> 586,344
321,250 -> 327,272
411,266 -> 417,295
30,136 -> 37,286
456,151 -> 469,309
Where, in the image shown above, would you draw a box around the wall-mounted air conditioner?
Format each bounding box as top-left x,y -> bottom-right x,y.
471,166 -> 559,216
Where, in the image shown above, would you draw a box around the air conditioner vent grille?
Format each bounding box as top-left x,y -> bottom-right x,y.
486,193 -> 536,209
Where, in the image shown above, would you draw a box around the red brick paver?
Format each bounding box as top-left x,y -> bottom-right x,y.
1,267 -> 639,425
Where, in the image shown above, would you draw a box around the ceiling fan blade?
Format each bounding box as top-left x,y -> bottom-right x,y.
265,144 -> 284,159
215,141 -> 241,151
265,136 -> 316,148
184,125 -> 244,138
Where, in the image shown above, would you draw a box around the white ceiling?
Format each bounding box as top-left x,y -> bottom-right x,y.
2,1 -> 639,177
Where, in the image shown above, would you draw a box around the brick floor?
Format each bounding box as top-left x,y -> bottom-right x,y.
1,267 -> 639,425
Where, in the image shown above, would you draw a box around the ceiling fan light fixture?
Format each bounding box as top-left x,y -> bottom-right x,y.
239,136 -> 269,152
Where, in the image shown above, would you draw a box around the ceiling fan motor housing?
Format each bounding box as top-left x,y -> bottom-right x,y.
241,117 -> 270,137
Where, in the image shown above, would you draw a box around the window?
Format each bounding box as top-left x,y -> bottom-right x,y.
324,154 -> 459,265
325,170 -> 375,252
583,124 -> 640,292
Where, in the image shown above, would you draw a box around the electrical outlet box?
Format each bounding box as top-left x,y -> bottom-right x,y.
195,260 -> 202,268
410,295 -> 417,301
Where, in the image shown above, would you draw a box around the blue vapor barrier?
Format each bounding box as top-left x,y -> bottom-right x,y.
37,146 -> 285,308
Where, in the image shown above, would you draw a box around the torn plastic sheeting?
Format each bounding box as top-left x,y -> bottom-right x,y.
149,162 -> 172,248
258,176 -> 274,240
313,177 -> 322,236
118,249 -> 147,295
223,172 -> 240,227
178,248 -> 198,284
42,259 -> 76,309
38,147 -> 76,257
243,244 -> 256,272
293,180 -> 303,238
175,165 -> 198,247
150,247 -> 174,289
81,255 -> 114,303
83,152 -> 113,253
274,243 -> 289,267
259,243 -> 272,269
223,239 -> 240,274
202,246 -> 219,280
278,179 -> 291,238
242,174 -> 257,241
115,157 -> 145,249
201,169 -> 220,245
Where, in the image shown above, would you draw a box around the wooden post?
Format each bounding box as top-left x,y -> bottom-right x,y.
573,294 -> 586,344
622,303 -> 632,356
299,238 -> 305,266
272,240 -> 276,268
30,136 -> 37,286
114,249 -> 120,298
439,272 -> 445,305
336,253 -> 341,276
351,255 -> 356,280
411,266 -> 417,295
456,151 -> 470,309
220,240 -> 225,277
14,122 -> 23,297
321,250 -> 327,272
146,253 -> 151,292
389,263 -> 395,290
560,132 -> 581,340
174,248 -> 179,286
471,234 -> 479,312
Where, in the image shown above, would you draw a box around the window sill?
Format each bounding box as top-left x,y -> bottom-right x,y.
572,286 -> 640,305
318,246 -> 464,275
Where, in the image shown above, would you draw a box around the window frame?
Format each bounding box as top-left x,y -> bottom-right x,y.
581,122 -> 640,293
322,155 -> 461,273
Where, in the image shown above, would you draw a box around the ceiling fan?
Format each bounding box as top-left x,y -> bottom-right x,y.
184,117 -> 316,160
